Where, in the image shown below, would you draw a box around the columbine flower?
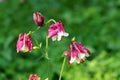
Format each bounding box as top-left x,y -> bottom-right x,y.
33,12 -> 44,27
64,41 -> 90,64
16,33 -> 33,53
29,74 -> 40,80
48,21 -> 69,41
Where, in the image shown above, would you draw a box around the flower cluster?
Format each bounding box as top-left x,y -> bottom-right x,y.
16,11 -> 91,80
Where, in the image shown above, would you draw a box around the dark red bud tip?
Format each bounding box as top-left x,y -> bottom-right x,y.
33,12 -> 44,27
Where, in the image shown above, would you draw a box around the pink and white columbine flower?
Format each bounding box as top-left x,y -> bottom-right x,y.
64,41 -> 90,64
29,74 -> 40,80
33,12 -> 44,27
48,21 -> 69,41
16,33 -> 33,53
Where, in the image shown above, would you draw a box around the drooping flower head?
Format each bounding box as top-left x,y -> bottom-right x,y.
16,33 -> 33,53
48,21 -> 69,41
29,74 -> 40,80
64,41 -> 90,64
33,12 -> 44,27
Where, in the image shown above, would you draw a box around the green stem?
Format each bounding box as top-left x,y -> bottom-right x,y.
45,19 -> 56,25
31,27 -> 40,34
59,57 -> 66,80
46,36 -> 49,79
45,36 -> 49,59
28,27 -> 40,35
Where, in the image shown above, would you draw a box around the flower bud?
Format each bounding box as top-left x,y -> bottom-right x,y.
16,33 -> 33,53
29,74 -> 40,80
33,12 -> 44,27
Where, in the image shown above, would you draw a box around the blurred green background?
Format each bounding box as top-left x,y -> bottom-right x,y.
0,0 -> 120,80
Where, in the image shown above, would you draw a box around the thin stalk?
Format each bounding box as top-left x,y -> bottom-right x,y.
46,36 -> 49,79
31,27 -> 40,34
45,19 -> 56,24
59,57 -> 66,80
45,36 -> 49,59
28,27 -> 40,35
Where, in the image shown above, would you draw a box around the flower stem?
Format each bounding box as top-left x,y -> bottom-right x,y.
31,27 -> 40,34
28,27 -> 40,35
45,19 -> 56,25
46,36 -> 49,79
59,57 -> 66,80
45,36 -> 49,59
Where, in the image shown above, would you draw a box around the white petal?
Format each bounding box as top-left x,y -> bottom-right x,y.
58,32 -> 64,36
57,32 -> 69,41
63,32 -> 69,37
57,32 -> 64,41
85,53 -> 90,57
70,57 -> 76,63
57,35 -> 62,41
52,36 -> 57,41
79,53 -> 86,59
21,45 -> 29,53
76,58 -> 80,64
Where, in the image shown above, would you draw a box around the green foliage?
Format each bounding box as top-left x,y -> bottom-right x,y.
0,0 -> 120,80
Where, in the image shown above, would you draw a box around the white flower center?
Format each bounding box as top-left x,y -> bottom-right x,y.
52,36 -> 57,41
21,44 -> 29,53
